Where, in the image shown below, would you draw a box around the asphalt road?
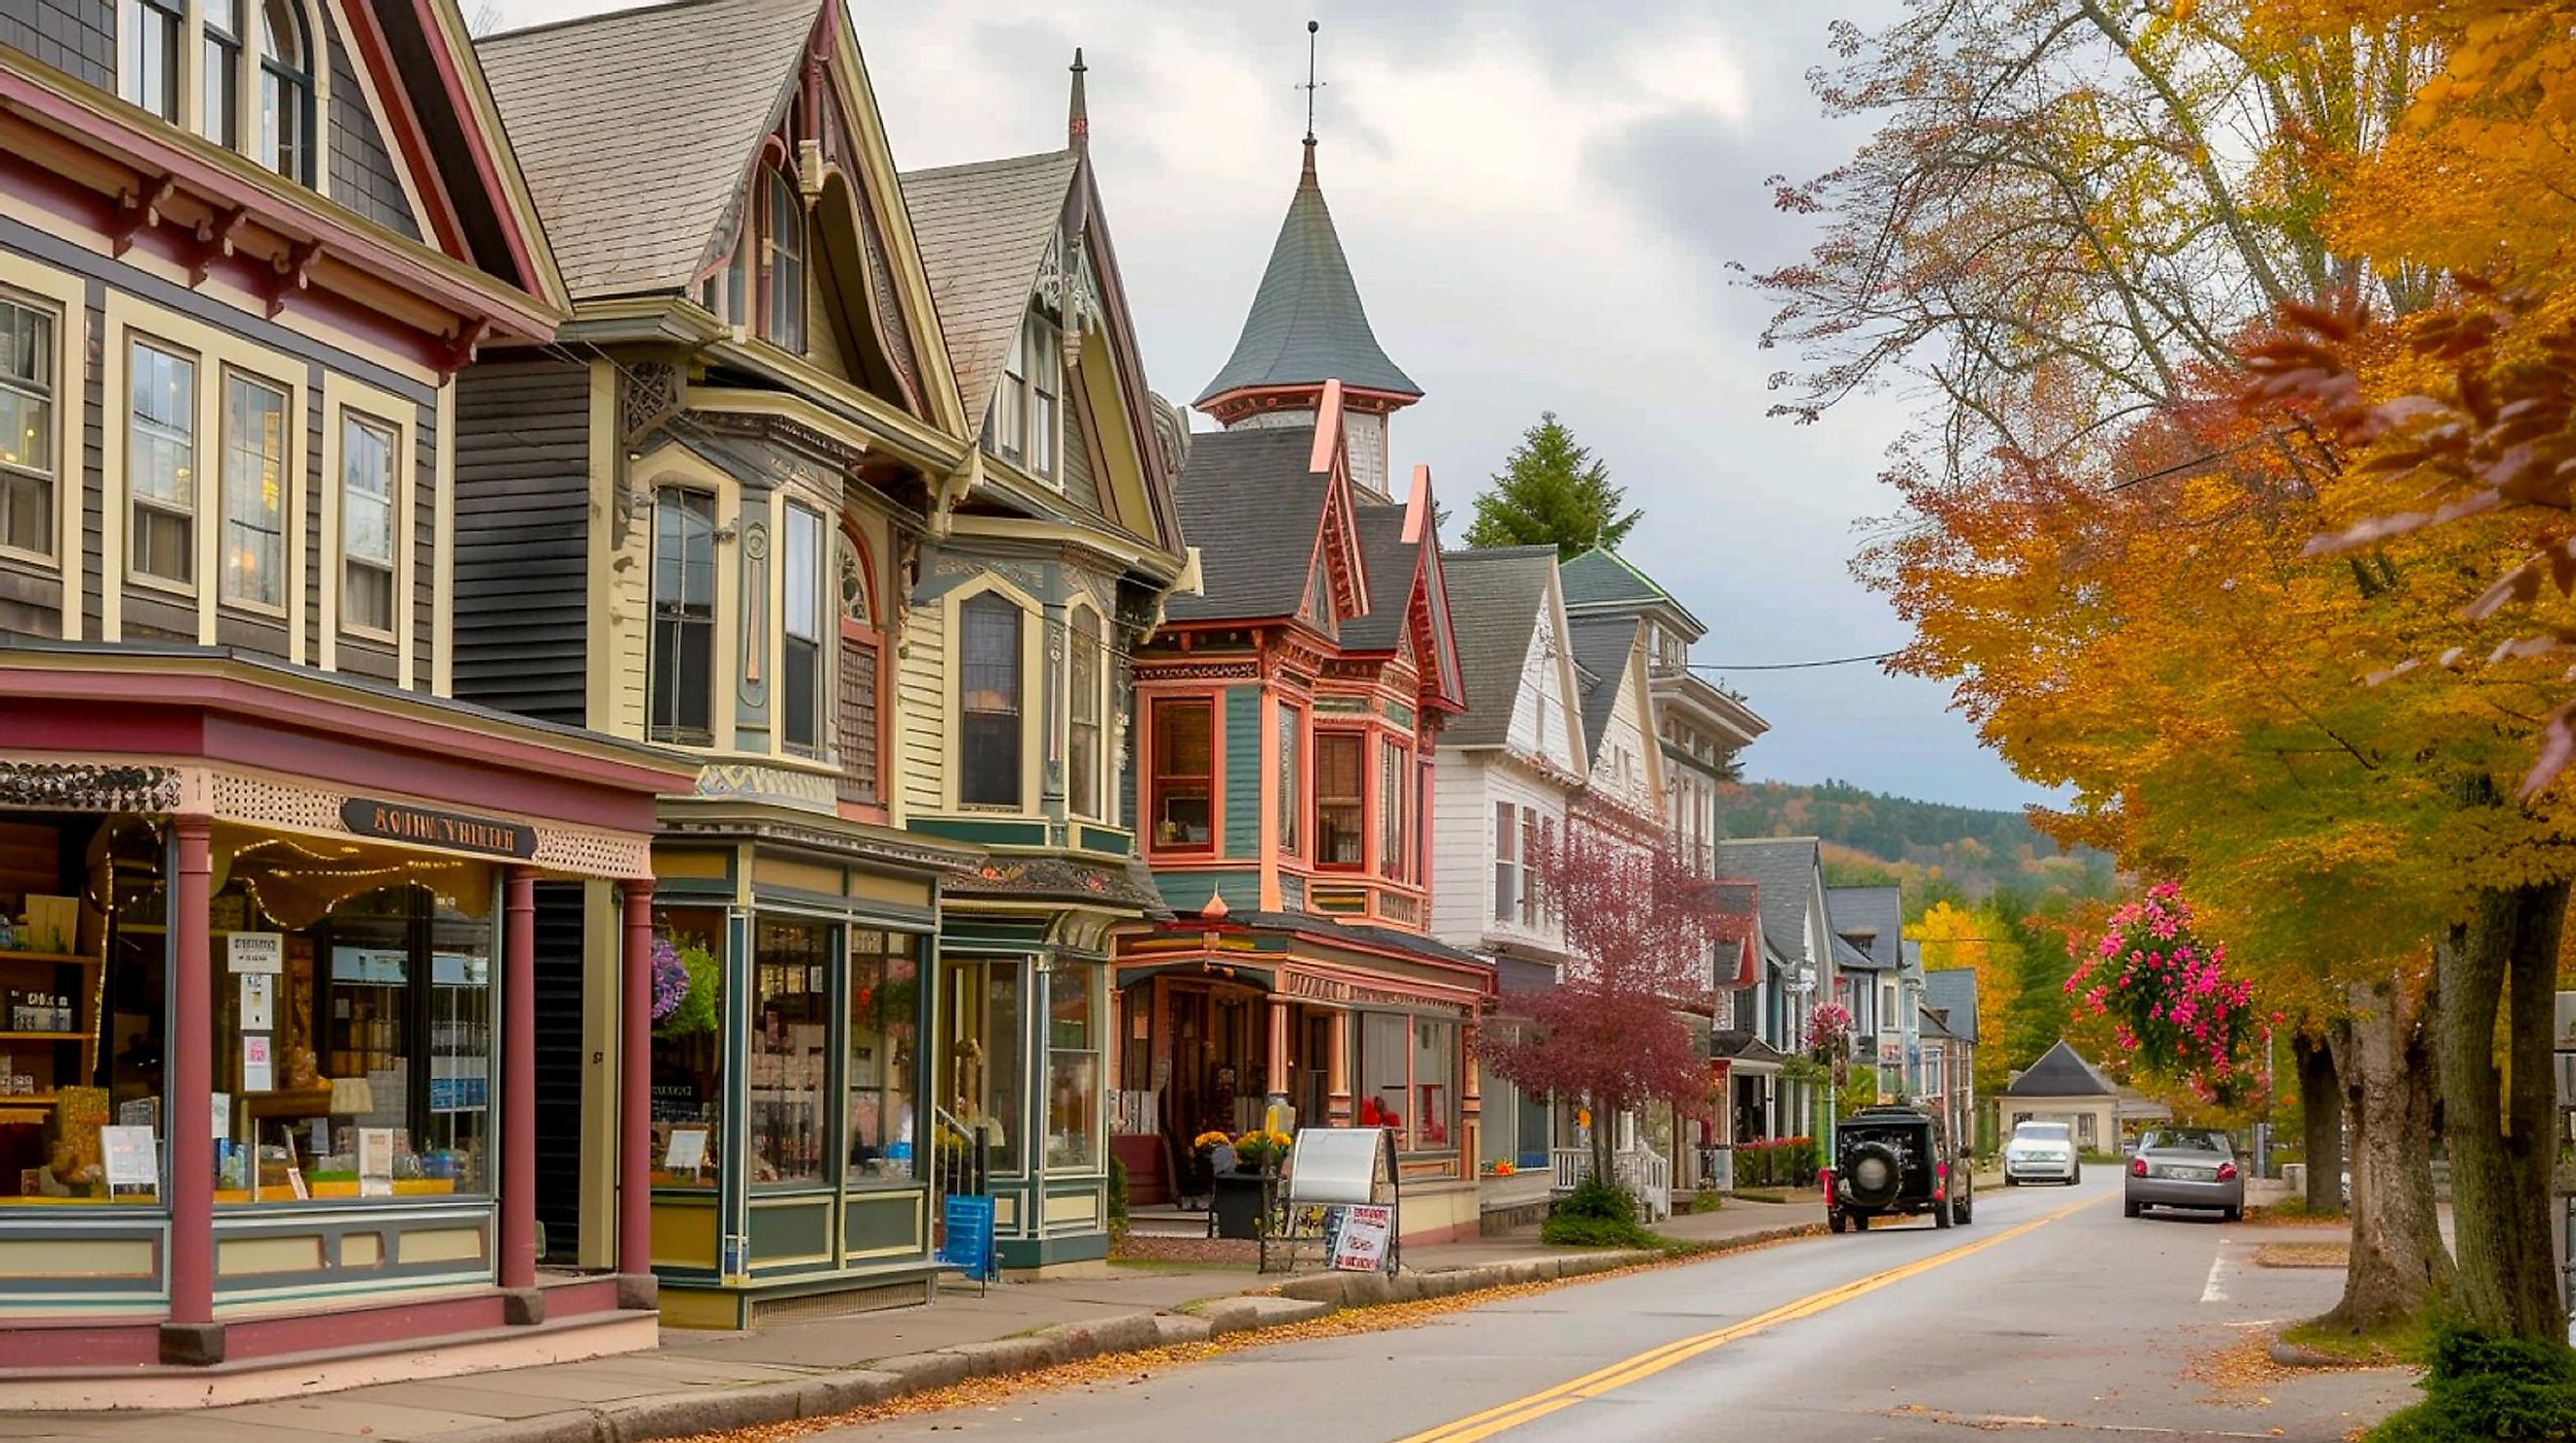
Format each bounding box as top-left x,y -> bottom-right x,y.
811,1176 -> 2417,1443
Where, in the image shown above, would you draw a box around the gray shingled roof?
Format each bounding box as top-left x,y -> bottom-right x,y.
1716,837 -> 1823,969
1826,885 -> 1905,973
1924,968 -> 1979,1044
1558,545 -> 1707,637
479,0 -> 820,300
1438,546 -> 1557,749
1568,613 -> 1639,757
1165,428 -> 1328,622
1340,504 -> 1419,652
1919,1003 -> 1957,1041
2005,1039 -> 2114,1098
1830,934 -> 1874,972
1196,143 -> 1419,405
899,150 -> 1078,435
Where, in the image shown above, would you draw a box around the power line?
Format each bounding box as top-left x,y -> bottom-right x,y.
1688,652 -> 1899,672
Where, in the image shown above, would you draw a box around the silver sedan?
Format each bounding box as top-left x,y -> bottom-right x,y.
2124,1128 -> 2244,1221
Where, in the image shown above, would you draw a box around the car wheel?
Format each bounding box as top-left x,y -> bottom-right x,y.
2004,1175 -> 2018,1187
1829,1211 -> 1846,1234
1955,1195 -> 1972,1225
2123,1199 -> 2142,1218
1851,1212 -> 1870,1231
2223,1206 -> 2241,1223
2071,1166 -> 2081,1185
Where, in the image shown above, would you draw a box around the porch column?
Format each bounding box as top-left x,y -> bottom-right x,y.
619,878 -> 655,1278
1264,997 -> 1290,1115
501,867 -> 538,1292
1460,1018 -> 1481,1174
1325,1009 -> 1352,1126
168,816 -> 215,1327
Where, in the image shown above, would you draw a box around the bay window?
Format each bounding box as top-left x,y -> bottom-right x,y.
1045,965 -> 1100,1171
748,919 -> 827,1185
946,960 -> 1025,1176
220,372 -> 287,609
958,594 -> 1024,807
1150,700 -> 1213,850
649,489 -> 717,743
0,299 -> 55,557
1067,610 -> 1103,818
782,503 -> 824,755
339,413 -> 396,634
846,931 -> 917,1182
1315,732 -> 1363,866
127,340 -> 195,588
1379,739 -> 1408,883
1276,703 -> 1301,856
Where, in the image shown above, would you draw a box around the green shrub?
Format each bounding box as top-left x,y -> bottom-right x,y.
1542,1211 -> 1662,1248
1554,1176 -> 1639,1223
2371,1328 -> 2576,1441
1107,1152 -> 1130,1244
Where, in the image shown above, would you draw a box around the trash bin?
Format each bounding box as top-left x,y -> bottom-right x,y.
1211,1172 -> 1268,1239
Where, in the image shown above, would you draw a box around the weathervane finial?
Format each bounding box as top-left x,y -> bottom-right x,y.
1300,20 -> 1323,150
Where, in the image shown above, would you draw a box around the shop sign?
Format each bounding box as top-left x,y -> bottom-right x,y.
940,1194 -> 997,1284
1323,1204 -> 1393,1272
341,798 -> 537,860
226,932 -> 283,975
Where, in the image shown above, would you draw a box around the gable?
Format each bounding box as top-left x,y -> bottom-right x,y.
1593,631 -> 1657,809
1504,594 -> 1580,773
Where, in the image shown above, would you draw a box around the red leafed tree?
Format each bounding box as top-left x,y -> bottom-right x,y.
1479,809 -> 1753,1182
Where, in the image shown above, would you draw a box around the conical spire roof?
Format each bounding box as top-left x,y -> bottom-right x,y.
1196,142 -> 1421,407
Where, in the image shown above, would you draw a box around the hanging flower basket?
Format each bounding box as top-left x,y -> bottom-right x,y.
653,936 -> 721,1039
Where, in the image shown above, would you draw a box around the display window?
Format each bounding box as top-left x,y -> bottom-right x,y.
1044,964 -> 1100,1172
649,904 -> 726,1188
845,930 -> 916,1184
748,918 -> 828,1185
1350,1010 -> 1462,1154
944,960 -> 1024,1177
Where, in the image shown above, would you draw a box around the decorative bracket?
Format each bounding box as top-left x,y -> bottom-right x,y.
186,207 -> 251,287
435,317 -> 490,380
264,240 -> 323,318
112,177 -> 179,256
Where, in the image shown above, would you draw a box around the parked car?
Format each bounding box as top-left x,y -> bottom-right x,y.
2125,1127 -> 2243,1221
2001,1120 -> 2080,1186
1826,1104 -> 1972,1231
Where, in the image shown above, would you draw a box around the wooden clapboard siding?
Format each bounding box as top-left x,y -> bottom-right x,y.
897,600 -> 946,814
1222,685 -> 1259,860
450,361 -> 592,727
1428,756 -> 1488,946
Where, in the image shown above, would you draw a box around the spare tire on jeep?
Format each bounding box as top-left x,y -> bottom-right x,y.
1843,1138 -> 1904,1209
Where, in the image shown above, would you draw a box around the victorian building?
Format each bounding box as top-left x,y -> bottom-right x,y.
0,0 -> 699,1394
1109,138 -> 1489,1243
461,0 -> 983,1328
893,56 -> 1189,1271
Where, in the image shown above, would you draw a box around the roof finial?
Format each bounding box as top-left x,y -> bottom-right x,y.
1299,20 -> 1323,157
1068,47 -> 1088,153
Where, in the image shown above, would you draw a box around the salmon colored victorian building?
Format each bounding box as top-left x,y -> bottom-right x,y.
1109,137 -> 1491,1245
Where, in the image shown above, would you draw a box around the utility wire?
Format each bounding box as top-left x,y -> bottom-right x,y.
1688,652 -> 1900,672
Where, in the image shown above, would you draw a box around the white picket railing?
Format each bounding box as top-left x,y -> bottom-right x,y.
1548,1145 -> 1673,1222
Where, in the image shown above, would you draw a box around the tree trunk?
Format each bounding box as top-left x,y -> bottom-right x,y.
2314,975 -> 2452,1334
2435,880 -> 2569,1343
2293,1028 -> 2344,1215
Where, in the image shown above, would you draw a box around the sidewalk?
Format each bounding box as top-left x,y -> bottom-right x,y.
0,1196 -> 1823,1442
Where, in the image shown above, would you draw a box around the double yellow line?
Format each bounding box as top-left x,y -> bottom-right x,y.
1393,1191 -> 2107,1443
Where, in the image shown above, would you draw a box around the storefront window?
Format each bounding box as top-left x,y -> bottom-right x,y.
649,905 -> 725,1187
846,931 -> 916,1184
1411,1019 -> 1457,1150
1354,1012 -> 1407,1140
748,919 -> 828,1185
945,960 -> 1024,1176
1045,965 -> 1100,1172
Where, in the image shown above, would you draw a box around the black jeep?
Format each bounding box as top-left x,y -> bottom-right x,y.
1827,1104 -> 1972,1231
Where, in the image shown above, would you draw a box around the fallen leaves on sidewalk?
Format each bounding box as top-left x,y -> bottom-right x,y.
2251,1244 -> 2349,1269
2187,1332 -> 2299,1401
676,1231 -> 1819,1443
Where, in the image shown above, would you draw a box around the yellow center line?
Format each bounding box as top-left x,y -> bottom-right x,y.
1393,1191 -> 2109,1443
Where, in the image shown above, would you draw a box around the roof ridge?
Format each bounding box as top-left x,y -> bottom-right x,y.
899,146 -> 1076,183
481,0 -> 791,47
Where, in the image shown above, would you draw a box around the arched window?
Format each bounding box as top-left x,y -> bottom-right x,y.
254,0 -> 311,183
763,168 -> 806,354
200,0 -> 241,145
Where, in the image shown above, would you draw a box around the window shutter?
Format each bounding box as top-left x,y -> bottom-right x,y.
1493,802 -> 1517,922
836,634 -> 879,804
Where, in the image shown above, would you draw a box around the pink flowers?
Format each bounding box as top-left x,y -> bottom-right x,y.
2065,884 -> 2259,1103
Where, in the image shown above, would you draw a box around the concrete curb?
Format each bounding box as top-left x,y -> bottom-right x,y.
449,1224 -> 1822,1443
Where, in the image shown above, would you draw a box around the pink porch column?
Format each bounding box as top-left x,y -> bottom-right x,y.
500,868 -> 537,1291
1265,997 -> 1290,1111
168,817 -> 214,1326
619,878 -> 655,1277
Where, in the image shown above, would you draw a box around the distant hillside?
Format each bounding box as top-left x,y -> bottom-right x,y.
1716,780 -> 2114,906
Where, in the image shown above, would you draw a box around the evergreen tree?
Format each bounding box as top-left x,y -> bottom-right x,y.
1463,413 -> 1639,557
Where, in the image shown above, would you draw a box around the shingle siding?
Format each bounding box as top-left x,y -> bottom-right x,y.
0,0 -> 113,90
450,361 -> 591,726
326,22 -> 422,241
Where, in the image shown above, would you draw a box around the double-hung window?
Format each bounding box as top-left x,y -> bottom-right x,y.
958,594 -> 1024,807
781,504 -> 825,754
649,489 -> 717,743
1150,700 -> 1213,850
1025,312 -> 1060,481
220,373 -> 288,608
127,340 -> 196,588
1379,739 -> 1407,884
1067,610 -> 1103,818
253,0 -> 310,183
0,300 -> 55,557
124,0 -> 183,121
1275,703 -> 1302,856
201,0 -> 240,146
764,168 -> 806,354
1314,732 -> 1363,866
1492,802 -> 1520,923
340,413 -> 397,633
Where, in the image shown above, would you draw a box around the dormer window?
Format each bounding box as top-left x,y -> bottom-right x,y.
253,0 -> 311,181
763,168 -> 806,354
986,310 -> 1062,483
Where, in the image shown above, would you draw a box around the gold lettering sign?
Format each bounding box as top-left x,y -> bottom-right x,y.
339,799 -> 537,860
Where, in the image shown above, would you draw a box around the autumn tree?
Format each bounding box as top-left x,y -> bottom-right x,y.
1462,414 -> 1639,557
1479,810 -> 1746,1183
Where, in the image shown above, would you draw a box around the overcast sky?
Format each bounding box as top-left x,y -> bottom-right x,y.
495,0 -> 2047,812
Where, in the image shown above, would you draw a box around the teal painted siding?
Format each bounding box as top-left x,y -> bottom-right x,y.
1223,687 -> 1260,858
1153,870 -> 1261,915
1279,872 -> 1306,912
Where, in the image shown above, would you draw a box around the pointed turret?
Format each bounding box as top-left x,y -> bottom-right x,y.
1067,47 -> 1088,154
